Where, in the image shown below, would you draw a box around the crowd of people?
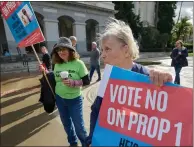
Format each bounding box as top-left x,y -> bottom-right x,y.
39,17 -> 188,147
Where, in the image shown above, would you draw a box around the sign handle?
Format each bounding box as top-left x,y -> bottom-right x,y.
31,45 -> 41,64
31,45 -> 55,98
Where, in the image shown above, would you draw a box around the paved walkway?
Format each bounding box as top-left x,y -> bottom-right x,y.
1,52 -> 170,73
1,57 -> 192,146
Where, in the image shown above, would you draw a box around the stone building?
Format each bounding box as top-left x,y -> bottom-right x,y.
0,2 -> 157,57
0,2 -> 115,56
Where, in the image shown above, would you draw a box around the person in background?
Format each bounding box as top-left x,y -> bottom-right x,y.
69,36 -> 77,48
22,52 -> 28,67
40,37 -> 90,147
51,43 -> 57,71
86,17 -> 173,146
41,46 -> 51,71
16,47 -> 22,56
170,40 -> 188,85
89,42 -> 101,82
4,50 -> 11,56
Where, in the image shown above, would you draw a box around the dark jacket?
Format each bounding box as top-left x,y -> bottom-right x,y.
86,63 -> 149,145
170,48 -> 188,67
42,53 -> 51,70
39,72 -> 56,113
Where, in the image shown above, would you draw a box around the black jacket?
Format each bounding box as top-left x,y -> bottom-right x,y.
39,72 -> 56,113
170,48 -> 188,67
42,53 -> 51,70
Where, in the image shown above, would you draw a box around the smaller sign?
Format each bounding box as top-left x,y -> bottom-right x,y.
0,1 -> 45,48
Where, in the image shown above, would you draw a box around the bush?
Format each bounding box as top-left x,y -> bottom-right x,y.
140,27 -> 169,52
140,48 -> 164,52
184,43 -> 193,50
140,27 -> 159,49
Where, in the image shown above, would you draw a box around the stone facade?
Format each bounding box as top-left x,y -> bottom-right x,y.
0,2 -> 157,57
0,2 -> 115,56
133,2 -> 156,27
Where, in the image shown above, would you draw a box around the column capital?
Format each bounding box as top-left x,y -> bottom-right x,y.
43,18 -> 59,23
73,22 -> 86,26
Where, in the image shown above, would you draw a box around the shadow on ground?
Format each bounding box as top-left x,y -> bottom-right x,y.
1,85 -> 41,98
2,75 -> 39,85
1,103 -> 42,128
1,109 -> 58,146
1,71 -> 40,83
1,91 -> 40,109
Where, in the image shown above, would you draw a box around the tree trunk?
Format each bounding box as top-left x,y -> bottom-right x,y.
176,1 -> 183,24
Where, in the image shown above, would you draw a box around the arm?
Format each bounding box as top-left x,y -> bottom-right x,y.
86,96 -> 103,145
96,49 -> 100,59
67,60 -> 90,88
68,74 -> 90,87
170,49 -> 177,60
181,48 -> 188,57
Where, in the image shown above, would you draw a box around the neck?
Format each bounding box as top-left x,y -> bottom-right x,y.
118,58 -> 133,70
177,47 -> 182,49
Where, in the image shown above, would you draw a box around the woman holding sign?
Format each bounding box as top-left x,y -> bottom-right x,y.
40,37 -> 90,147
86,18 -> 173,146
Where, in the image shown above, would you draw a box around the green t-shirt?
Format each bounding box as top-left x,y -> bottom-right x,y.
54,59 -> 88,99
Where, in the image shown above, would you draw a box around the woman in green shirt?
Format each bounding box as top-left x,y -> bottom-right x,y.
40,37 -> 90,147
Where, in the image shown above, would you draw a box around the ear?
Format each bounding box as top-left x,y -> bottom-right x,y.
122,45 -> 131,58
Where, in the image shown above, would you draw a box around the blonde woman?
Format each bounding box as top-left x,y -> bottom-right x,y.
170,40 -> 188,85
86,18 -> 173,145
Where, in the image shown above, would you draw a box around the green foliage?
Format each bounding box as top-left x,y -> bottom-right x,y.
140,27 -> 169,51
171,17 -> 193,43
184,43 -> 193,50
112,2 -> 143,39
140,27 -> 159,49
157,2 -> 177,34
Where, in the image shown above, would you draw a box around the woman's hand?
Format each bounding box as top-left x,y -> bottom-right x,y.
149,69 -> 173,86
62,79 -> 71,87
39,64 -> 45,72
39,64 -> 49,73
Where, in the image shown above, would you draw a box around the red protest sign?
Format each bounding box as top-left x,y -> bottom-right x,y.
0,2 -> 45,48
99,79 -> 192,146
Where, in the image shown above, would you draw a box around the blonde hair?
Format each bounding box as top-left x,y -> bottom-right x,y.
98,17 -> 139,60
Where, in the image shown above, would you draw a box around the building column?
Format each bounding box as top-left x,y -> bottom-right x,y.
2,16 -> 27,55
43,18 -> 59,53
73,22 -> 87,56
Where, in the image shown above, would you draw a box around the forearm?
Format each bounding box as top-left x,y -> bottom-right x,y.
68,74 -> 90,88
69,79 -> 83,87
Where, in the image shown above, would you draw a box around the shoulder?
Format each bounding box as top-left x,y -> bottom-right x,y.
54,63 -> 62,68
73,59 -> 85,65
132,63 -> 149,76
72,59 -> 86,67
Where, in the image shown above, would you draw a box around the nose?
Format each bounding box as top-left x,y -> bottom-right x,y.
100,51 -> 106,60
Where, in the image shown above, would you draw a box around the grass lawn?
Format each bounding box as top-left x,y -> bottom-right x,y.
189,53 -> 193,56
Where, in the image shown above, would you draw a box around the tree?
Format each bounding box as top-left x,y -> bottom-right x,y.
112,2 -> 143,39
172,16 -> 193,42
157,2 -> 177,35
176,1 -> 183,24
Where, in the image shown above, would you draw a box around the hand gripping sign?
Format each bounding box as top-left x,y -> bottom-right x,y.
0,1 -> 45,48
92,65 -> 192,146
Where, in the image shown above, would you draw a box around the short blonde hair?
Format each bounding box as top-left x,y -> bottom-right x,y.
98,17 -> 139,60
